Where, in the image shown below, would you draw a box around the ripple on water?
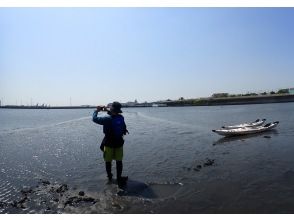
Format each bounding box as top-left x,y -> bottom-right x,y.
0,181 -> 19,203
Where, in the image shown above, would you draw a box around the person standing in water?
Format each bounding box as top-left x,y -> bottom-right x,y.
92,101 -> 128,187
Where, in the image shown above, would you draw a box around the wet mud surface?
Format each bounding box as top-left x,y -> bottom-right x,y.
0,178 -> 187,214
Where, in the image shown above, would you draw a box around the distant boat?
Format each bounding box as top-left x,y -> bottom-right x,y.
152,104 -> 159,107
212,121 -> 279,137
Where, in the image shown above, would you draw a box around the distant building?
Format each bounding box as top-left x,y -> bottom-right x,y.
124,102 -> 137,107
289,88 -> 294,95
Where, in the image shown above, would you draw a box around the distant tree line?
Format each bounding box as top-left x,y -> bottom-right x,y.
163,88 -> 291,103
212,89 -> 290,98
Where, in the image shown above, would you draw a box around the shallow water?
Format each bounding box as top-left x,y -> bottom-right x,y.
0,103 -> 294,213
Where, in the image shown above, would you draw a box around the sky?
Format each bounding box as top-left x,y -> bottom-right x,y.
0,8 -> 294,106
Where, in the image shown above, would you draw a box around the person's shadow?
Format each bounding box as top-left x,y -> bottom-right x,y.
117,179 -> 157,199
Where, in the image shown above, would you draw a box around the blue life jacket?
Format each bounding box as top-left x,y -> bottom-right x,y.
103,115 -> 127,148
111,115 -> 126,138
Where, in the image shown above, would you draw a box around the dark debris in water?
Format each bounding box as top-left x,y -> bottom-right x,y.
78,191 -> 85,196
182,167 -> 191,171
204,158 -> 215,167
20,188 -> 33,195
40,179 -> 51,186
183,158 -> 215,172
64,196 -> 97,208
56,184 -> 68,194
264,135 -> 271,139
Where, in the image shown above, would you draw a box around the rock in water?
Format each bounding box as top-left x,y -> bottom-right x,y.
56,184 -> 68,193
78,191 -> 85,196
204,159 -> 215,166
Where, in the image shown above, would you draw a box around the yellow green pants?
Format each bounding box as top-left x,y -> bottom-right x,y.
103,146 -> 123,162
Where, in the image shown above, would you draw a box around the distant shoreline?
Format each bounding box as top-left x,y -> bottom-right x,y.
162,94 -> 294,107
1,94 -> 294,109
0,106 -> 95,110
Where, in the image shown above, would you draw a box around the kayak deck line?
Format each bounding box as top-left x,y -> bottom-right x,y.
221,118 -> 266,129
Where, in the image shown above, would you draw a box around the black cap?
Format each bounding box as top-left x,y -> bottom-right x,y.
110,101 -> 122,113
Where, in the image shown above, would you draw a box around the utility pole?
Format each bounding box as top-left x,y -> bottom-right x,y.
70,97 -> 72,106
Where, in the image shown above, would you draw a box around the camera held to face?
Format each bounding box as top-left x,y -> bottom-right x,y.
97,106 -> 108,112
101,106 -> 108,111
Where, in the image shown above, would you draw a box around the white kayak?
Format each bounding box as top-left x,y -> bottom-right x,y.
212,121 -> 279,137
222,119 -> 266,129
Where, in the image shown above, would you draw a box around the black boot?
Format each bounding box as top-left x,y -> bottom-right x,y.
105,162 -> 113,181
116,161 -> 128,187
